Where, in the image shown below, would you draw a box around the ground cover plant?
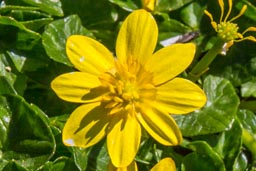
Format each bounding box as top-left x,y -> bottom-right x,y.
0,0 -> 256,170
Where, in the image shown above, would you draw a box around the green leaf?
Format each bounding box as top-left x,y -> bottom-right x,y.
180,2 -> 205,29
0,76 -> 16,95
0,16 -> 41,50
181,141 -> 225,171
108,0 -> 140,11
86,140 -> 109,171
237,110 -> 256,167
0,94 -> 55,170
42,15 -> 94,66
174,75 -> 240,136
5,0 -> 63,16
237,109 -> 256,135
71,147 -> 88,171
22,18 -> 53,31
38,157 -> 79,171
241,80 -> 256,98
62,0 -> 117,28
233,152 -> 248,171
2,161 -> 29,171
156,13 -> 191,42
23,0 -> 63,16
7,44 -> 50,72
0,5 -> 39,14
156,0 -> 193,12
214,120 -> 243,171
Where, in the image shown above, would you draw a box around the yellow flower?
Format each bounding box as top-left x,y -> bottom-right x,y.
108,157 -> 176,171
141,0 -> 157,11
51,9 -> 206,167
204,0 -> 256,45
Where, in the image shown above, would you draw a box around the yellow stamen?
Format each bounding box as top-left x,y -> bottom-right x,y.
204,10 -> 218,31
230,5 -> 247,22
218,0 -> 225,22
242,26 -> 256,35
224,0 -> 233,22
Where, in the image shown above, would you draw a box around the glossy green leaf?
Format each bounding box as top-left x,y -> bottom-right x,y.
5,0 -> 63,16
0,53 -> 15,83
181,141 -> 225,171
0,16 -> 41,50
42,15 -> 94,66
0,76 -> 16,95
0,5 -> 39,14
108,0 -> 140,11
7,45 -> 50,72
71,147 -> 88,171
22,18 -> 53,31
241,80 -> 256,98
0,94 -> 55,170
237,110 -> 256,134
38,157 -> 79,171
2,161 -> 29,171
156,13 -> 191,42
86,141 -> 109,171
180,2 -> 205,29
174,75 -> 240,136
214,120 -> 243,171
156,0 -> 193,12
233,152 -> 248,171
61,0 -> 117,28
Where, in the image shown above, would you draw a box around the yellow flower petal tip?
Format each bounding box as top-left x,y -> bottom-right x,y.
205,1 -> 256,44
51,9 -> 206,168
150,158 -> 176,171
108,158 -> 176,171
141,0 -> 157,11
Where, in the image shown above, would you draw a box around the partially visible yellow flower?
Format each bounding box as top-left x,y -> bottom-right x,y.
141,0 -> 157,11
51,10 -> 206,168
108,158 -> 176,171
204,0 -> 256,47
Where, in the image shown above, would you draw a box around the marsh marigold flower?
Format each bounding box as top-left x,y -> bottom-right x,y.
108,157 -> 176,171
204,0 -> 256,50
51,9 -> 206,167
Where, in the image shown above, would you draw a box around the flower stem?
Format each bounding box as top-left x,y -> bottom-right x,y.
188,38 -> 225,81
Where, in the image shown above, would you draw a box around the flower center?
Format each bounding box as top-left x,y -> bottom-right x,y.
217,22 -> 240,42
99,61 -> 156,115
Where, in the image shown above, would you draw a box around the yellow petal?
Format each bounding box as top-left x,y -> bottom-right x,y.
66,35 -> 114,75
107,110 -> 141,167
141,0 -> 156,11
116,9 -> 158,67
155,77 -> 206,114
108,161 -> 138,171
51,72 -> 104,103
150,158 -> 176,171
136,104 -> 182,146
145,43 -> 195,85
62,103 -> 111,148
